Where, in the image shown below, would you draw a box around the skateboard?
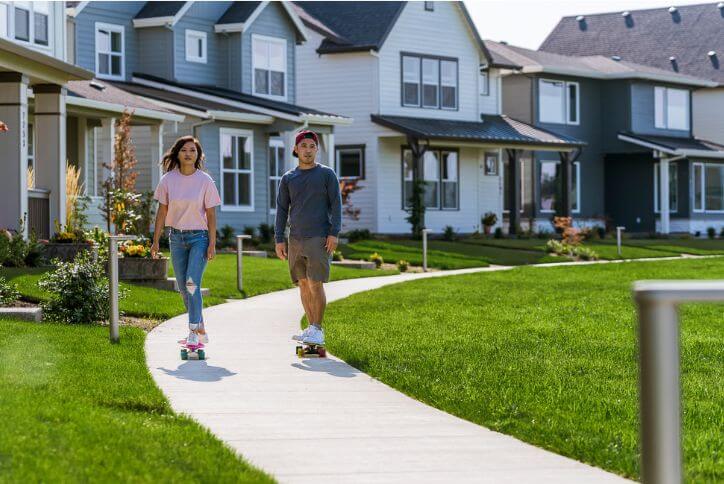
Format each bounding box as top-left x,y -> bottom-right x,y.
178,339 -> 206,360
295,342 -> 326,358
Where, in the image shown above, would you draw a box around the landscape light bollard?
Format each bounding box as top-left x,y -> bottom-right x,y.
632,280 -> 724,484
236,235 -> 252,292
108,235 -> 137,344
617,226 -> 625,257
422,229 -> 431,272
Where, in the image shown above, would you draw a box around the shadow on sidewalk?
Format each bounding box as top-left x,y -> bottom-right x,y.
158,361 -> 237,382
291,358 -> 361,378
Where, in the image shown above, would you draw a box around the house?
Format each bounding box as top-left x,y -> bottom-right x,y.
67,1 -> 350,234
0,1 -> 177,239
293,1 -> 585,235
486,40 -> 722,235
539,3 -> 724,234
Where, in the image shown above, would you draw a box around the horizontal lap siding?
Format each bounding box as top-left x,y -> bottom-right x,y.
693,88 -> 724,146
137,27 -> 173,80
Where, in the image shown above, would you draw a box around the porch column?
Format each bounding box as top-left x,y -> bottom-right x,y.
282,130 -> 296,171
34,84 -> 67,230
150,123 -> 164,189
559,151 -> 573,217
506,149 -> 521,234
660,158 -> 670,234
0,73 -> 29,235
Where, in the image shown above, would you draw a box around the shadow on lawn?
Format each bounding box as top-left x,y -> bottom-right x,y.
291,358 -> 361,378
158,361 -> 237,382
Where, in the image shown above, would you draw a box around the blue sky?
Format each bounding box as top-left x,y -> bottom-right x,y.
464,0 -> 712,49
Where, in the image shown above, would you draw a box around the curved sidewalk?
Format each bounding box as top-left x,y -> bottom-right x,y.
145,267 -> 630,484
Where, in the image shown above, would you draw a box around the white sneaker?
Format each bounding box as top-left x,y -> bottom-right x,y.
199,333 -> 209,344
186,331 -> 199,346
292,326 -> 313,342
302,325 -> 325,345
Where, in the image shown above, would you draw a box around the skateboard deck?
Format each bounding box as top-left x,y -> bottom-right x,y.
179,339 -> 206,360
294,341 -> 326,358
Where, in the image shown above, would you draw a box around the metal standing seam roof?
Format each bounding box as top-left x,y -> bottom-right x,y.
134,1 -> 187,19
618,131 -> 724,153
371,114 -> 586,148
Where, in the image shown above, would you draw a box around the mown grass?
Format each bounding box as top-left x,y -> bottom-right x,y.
323,258 -> 724,481
339,240 -> 492,269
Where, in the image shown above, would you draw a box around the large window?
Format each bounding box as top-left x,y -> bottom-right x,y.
539,160 -> 580,213
95,22 -> 124,79
252,34 -> 286,100
336,145 -> 365,180
1,1 -> 48,46
185,29 -> 207,64
268,139 -> 284,211
539,79 -> 579,125
654,87 -> 689,131
402,148 -> 459,210
693,162 -> 724,212
402,54 -> 458,110
220,129 -> 254,211
653,162 -> 678,213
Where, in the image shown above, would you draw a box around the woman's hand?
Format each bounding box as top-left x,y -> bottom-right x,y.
150,242 -> 160,259
207,244 -> 216,261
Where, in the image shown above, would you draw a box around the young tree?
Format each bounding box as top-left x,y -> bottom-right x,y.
339,179 -> 362,232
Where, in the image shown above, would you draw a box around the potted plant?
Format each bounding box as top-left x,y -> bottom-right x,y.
118,240 -> 168,281
482,212 -> 497,235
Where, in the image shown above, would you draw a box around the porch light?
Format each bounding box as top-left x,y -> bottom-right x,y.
668,6 -> 677,13
90,80 -> 106,91
708,50 -> 717,57
576,15 -> 585,21
611,55 -> 622,61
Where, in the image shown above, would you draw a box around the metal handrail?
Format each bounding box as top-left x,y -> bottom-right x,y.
108,235 -> 137,343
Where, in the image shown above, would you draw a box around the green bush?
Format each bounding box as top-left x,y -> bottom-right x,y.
573,246 -> 599,261
396,259 -> 409,272
707,227 -> 716,239
344,229 -> 372,243
217,224 -> 235,248
545,239 -> 598,261
443,225 -> 456,242
368,252 -> 384,268
493,227 -> 503,239
38,251 -> 125,324
0,276 -> 20,307
332,250 -> 344,262
258,223 -> 274,244
720,227 -> 724,238
85,227 -> 109,261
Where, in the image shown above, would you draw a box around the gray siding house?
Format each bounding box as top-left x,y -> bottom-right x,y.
67,1 -> 349,234
488,41 -> 723,235
539,3 -> 724,234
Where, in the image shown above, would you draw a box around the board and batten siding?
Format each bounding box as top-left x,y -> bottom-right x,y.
377,1 -> 484,121
693,88 -> 724,146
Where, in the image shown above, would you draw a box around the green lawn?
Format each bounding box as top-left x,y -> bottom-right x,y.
323,258 -> 724,481
0,319 -> 273,482
340,240 -> 492,269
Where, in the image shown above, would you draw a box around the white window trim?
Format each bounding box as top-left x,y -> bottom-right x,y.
268,138 -> 284,214
95,22 -> 125,81
692,161 -> 724,214
539,78 -> 579,126
185,29 -> 207,64
480,71 -> 489,97
4,1 -> 52,51
251,33 -> 287,102
538,160 -> 581,214
335,147 -> 364,180
653,162 -> 678,213
654,86 -> 690,131
220,128 -> 255,212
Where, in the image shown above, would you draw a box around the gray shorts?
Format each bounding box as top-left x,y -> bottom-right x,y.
288,236 -> 331,284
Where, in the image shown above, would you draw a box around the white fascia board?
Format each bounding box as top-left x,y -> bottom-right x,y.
66,1 -> 89,18
172,2 -> 195,26
136,96 -> 210,119
522,65 -> 606,79
280,1 -> 309,42
301,113 -> 353,126
522,66 -> 715,88
66,96 -> 185,122
133,17 -> 176,28
207,110 -> 275,124
678,149 -> 724,159
215,22 -> 245,33
617,133 -> 677,155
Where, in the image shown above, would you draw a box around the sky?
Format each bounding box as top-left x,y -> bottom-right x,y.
464,0 -> 713,49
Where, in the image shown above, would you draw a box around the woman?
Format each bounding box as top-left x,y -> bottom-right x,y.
151,135 -> 221,345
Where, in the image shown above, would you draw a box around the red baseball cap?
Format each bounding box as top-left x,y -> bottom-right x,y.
293,130 -> 319,158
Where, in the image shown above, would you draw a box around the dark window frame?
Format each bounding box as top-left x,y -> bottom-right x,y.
424,1 -> 434,11
335,144 -> 366,181
400,52 -> 459,111
400,145 -> 460,211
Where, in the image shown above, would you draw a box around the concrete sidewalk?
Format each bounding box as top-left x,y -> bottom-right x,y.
145,267 -> 630,483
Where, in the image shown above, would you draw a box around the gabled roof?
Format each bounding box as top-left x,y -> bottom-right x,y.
217,1 -> 261,24
371,114 -> 585,150
540,3 -> 724,86
215,1 -> 307,41
135,1 -> 187,19
618,131 -> 724,159
485,40 -> 716,87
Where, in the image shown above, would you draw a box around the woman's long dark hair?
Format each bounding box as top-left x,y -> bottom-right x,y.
161,135 -> 205,173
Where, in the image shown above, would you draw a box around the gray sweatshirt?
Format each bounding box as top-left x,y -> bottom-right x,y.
275,163 -> 342,243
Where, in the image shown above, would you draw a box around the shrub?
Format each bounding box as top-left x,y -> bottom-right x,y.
258,223 -> 273,244
694,230 -> 701,238
545,239 -> 598,261
707,227 -> 716,239
396,259 -> 409,272
443,225 -> 456,242
0,277 -> 20,307
39,250 -> 124,324
596,226 -> 606,239
494,227 -> 503,239
720,227 -> 724,238
573,246 -> 599,261
345,229 -> 371,243
545,239 -> 567,255
332,250 -> 343,262
86,227 -> 109,261
368,252 -> 384,268
481,212 -> 497,228
217,225 -> 235,248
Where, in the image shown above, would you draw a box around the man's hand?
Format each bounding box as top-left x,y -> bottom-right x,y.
275,242 -> 287,260
150,242 -> 160,259
325,235 -> 338,254
207,244 -> 216,261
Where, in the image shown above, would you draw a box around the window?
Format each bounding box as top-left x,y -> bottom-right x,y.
220,129 -> 254,211
32,0 -> 47,46
185,29 -> 207,64
484,151 -> 498,176
653,162 -> 678,213
402,148 -> 459,210
424,1 -> 434,11
693,162 -> 724,212
539,160 -> 581,213
654,87 -> 689,130
539,79 -> 579,125
252,34 -> 286,99
95,23 -> 124,79
13,1 -> 28,41
8,1 -> 49,46
480,71 -> 489,96
268,139 -> 284,211
336,145 -> 364,180
401,54 -> 457,110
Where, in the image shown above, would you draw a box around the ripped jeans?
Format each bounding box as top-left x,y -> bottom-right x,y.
169,228 -> 209,329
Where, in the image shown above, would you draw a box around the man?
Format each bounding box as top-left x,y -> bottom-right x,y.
275,130 -> 342,345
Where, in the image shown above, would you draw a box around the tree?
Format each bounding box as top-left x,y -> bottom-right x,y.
404,136 -> 428,239
339,179 -> 362,232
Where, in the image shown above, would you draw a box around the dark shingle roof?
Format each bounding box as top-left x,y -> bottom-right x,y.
217,1 -> 262,25
619,131 -> 724,153
294,1 -> 405,53
66,79 -> 174,114
540,3 -> 724,85
135,1 -> 186,19
371,114 -> 586,148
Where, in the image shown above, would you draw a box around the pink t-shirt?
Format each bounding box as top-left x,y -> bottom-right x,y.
153,168 -> 222,230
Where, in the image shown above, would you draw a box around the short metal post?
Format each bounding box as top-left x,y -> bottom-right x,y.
236,235 -> 252,292
422,229 -> 431,272
617,226 -> 625,257
633,280 -> 724,484
108,235 -> 137,343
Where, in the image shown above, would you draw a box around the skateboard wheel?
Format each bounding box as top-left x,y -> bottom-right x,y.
197,349 -> 205,360
318,348 -> 327,358
296,346 -> 304,357
180,349 -> 188,360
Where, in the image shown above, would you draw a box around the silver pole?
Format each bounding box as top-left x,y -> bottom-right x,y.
108,235 -> 137,343
422,229 -> 431,272
632,280 -> 724,484
236,235 -> 251,293
616,226 -> 625,257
